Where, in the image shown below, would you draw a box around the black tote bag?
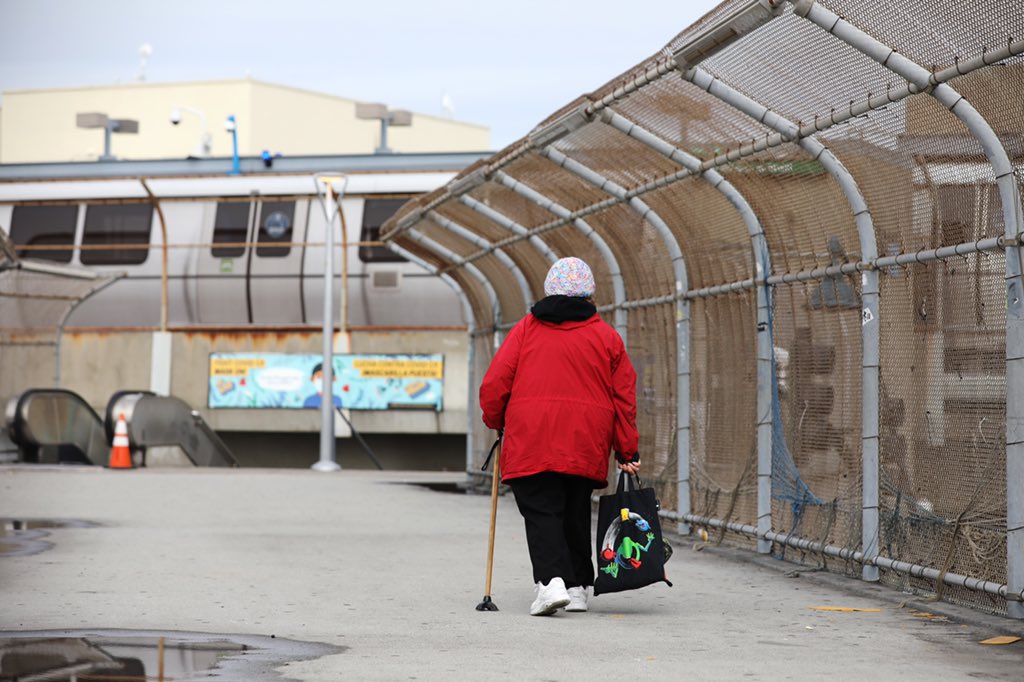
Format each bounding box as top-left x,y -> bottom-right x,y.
594,472 -> 673,596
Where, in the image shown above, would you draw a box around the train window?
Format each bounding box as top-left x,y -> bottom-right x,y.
9,205 -> 78,263
212,202 -> 250,257
358,199 -> 408,263
256,200 -> 294,257
81,204 -> 153,265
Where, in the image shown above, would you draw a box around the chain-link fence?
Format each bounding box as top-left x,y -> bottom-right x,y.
382,0 -> 1024,618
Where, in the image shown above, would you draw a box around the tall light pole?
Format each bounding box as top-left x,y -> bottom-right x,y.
225,115 -> 240,174
355,103 -> 412,154
311,174 -> 349,472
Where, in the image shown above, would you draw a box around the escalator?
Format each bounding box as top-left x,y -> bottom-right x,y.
106,392 -> 237,467
4,389 -> 107,464
5,389 -> 237,467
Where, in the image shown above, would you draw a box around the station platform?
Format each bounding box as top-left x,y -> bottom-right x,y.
1,466 -> 1022,681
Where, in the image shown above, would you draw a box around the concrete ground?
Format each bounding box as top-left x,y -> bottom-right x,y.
1,466 -> 1023,681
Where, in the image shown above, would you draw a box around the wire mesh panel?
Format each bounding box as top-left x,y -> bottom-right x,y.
555,124 -> 685,191
689,291 -> 758,549
721,147 -> 863,273
822,0 -> 1024,71
415,222 -> 528,325
770,280 -> 864,572
501,154 -> 609,214
586,205 -> 674,301
434,201 -> 553,298
625,303 -> 678,507
642,177 -> 754,290
879,221 -> 1008,614
473,177 -> 575,230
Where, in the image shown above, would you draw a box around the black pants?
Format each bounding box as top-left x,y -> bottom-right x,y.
509,472 -> 595,588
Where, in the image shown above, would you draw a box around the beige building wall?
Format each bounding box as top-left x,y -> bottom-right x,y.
0,79 -> 489,163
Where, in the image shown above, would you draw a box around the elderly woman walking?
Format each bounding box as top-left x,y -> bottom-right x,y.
479,257 -> 640,616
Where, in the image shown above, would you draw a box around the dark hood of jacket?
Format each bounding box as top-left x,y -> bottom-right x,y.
530,295 -> 596,323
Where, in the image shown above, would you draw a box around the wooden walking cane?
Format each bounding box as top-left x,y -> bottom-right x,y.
476,434 -> 502,611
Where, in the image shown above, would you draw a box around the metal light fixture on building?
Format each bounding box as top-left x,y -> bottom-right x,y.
75,112 -> 139,161
355,103 -> 413,155
169,105 -> 212,158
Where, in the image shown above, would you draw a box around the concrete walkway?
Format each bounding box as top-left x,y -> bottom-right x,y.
1,466 -> 1022,681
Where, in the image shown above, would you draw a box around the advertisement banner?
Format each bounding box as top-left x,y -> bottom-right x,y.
208,353 -> 444,410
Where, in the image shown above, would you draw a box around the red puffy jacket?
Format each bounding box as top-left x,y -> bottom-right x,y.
479,311 -> 638,487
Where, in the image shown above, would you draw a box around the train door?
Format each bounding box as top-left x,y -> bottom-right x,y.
301,197 -> 347,326
247,199 -> 306,324
195,198 -> 253,324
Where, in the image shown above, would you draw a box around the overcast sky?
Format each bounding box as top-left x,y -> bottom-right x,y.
0,0 -> 721,150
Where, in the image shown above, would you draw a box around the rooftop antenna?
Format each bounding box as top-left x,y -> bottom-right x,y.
441,91 -> 455,119
137,43 -> 153,82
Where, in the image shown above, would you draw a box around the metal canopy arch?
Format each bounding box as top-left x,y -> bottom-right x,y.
598,109 -> 772,542
425,211 -> 534,311
537,144 -> 691,530
374,0 -> 1024,619
792,0 -> 1024,622
490,170 -> 630,340
681,64 -> 882,570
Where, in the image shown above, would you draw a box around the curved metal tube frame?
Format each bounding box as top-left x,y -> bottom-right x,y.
684,64 -> 881,567
426,211 -> 534,310
793,0 -> 1024,610
458,194 -> 560,265
599,110 -> 771,540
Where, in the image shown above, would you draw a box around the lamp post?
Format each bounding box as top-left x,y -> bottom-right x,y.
225,115 -> 240,175
170,106 -> 212,158
355,103 -> 412,154
311,173 -> 349,472
76,112 -> 139,161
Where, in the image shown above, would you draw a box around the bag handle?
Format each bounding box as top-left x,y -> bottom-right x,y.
615,471 -> 643,493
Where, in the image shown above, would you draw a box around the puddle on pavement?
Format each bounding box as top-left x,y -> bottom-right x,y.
0,635 -> 242,681
0,519 -> 99,558
0,631 -> 345,681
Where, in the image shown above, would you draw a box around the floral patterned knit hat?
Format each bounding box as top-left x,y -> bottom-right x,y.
543,257 -> 595,298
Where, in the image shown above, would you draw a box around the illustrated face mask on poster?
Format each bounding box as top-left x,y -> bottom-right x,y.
208,353 -> 444,410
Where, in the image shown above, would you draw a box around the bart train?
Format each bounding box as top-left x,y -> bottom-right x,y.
0,155 -> 483,329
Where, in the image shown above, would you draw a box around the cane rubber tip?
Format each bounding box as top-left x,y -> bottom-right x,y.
475,596 -> 499,611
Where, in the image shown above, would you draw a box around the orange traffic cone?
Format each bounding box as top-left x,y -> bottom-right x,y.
108,413 -> 133,469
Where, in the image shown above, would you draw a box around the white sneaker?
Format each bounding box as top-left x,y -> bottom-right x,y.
565,586 -> 588,612
530,577 -> 570,616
